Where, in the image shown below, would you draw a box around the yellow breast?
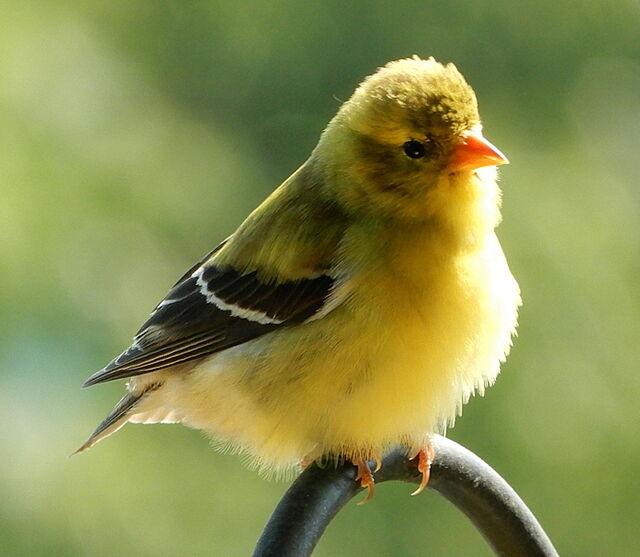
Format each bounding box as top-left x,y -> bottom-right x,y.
163,221 -> 519,472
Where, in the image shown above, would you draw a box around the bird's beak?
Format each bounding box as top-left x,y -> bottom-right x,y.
450,130 -> 508,172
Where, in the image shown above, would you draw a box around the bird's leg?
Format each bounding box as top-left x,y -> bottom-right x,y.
410,441 -> 436,496
354,458 -> 376,505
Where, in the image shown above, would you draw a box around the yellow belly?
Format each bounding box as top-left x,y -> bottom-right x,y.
144,231 -> 520,472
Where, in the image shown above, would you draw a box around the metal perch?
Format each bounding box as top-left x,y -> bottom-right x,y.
253,435 -> 559,557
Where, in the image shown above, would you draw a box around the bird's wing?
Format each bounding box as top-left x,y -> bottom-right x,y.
83,239 -> 337,387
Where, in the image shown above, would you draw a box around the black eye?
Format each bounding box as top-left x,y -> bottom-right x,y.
403,140 -> 426,159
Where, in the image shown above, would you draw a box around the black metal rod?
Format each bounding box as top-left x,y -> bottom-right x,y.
253,435 -> 559,557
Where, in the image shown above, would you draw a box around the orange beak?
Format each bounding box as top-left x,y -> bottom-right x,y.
450,130 -> 509,172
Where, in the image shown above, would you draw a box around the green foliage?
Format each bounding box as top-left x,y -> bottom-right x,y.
1,2 -> 638,555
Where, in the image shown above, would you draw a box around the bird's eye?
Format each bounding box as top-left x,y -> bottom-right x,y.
403,140 -> 426,159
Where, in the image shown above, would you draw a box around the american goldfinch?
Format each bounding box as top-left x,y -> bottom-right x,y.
79,56 -> 520,502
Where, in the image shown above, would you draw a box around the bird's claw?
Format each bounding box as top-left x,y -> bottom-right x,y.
354,458 -> 376,505
410,442 -> 435,496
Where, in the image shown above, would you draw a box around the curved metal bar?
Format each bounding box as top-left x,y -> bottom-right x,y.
253,435 -> 559,557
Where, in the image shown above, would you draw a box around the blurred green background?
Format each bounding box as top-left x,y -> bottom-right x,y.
2,1 -> 639,555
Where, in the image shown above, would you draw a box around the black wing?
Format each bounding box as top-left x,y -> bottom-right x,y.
83,256 -> 334,387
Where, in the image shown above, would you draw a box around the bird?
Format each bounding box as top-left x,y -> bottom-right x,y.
78,56 -> 520,503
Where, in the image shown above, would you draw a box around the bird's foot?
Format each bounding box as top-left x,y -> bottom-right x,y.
410,442 -> 435,496
354,457 -> 380,505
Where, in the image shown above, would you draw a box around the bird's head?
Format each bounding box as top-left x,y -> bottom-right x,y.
315,56 -> 508,225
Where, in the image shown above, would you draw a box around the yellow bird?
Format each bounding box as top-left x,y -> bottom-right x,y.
79,56 -> 520,502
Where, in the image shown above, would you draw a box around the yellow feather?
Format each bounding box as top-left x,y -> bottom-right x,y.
85,57 -> 521,480
129,168 -> 520,473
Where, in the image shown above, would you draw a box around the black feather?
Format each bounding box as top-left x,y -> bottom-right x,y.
74,390 -> 149,453
82,258 -> 335,387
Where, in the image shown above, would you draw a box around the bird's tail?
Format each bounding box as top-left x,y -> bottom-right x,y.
74,390 -> 148,455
